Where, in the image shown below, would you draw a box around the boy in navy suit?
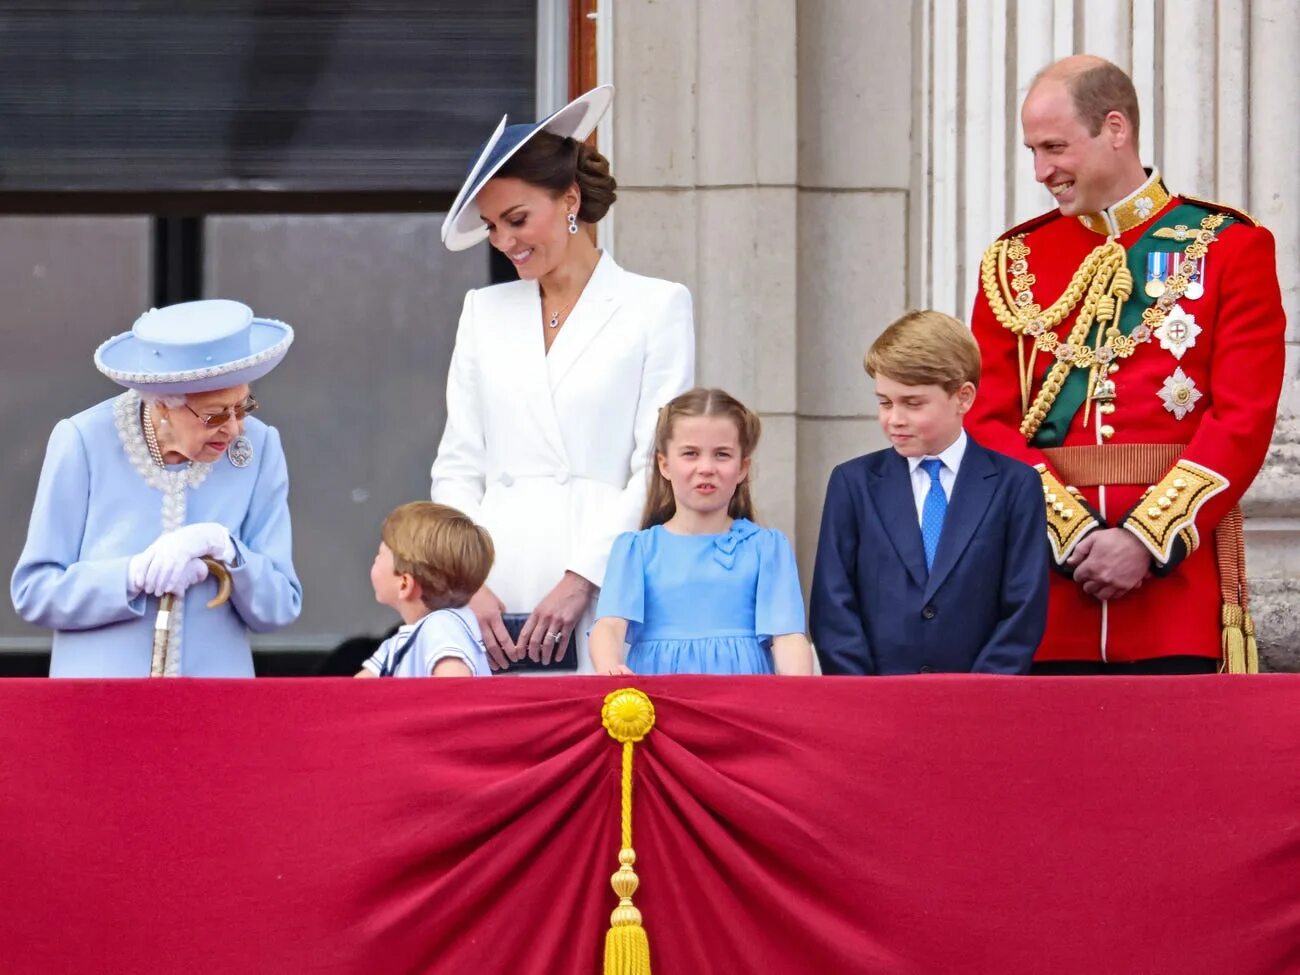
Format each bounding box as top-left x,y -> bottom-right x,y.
811,310 -> 1048,675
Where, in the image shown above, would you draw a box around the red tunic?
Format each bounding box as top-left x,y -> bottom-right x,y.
966,182 -> 1285,663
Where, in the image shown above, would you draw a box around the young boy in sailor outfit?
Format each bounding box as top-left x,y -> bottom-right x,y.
356,502 -> 495,678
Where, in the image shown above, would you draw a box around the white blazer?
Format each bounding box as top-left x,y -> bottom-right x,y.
431,252 -> 695,670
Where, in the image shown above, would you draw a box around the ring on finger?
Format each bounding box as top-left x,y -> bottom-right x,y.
546,630 -> 563,643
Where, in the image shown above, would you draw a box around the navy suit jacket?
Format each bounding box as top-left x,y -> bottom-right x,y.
811,437 -> 1048,675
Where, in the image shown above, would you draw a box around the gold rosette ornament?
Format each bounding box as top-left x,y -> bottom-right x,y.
600,688 -> 656,975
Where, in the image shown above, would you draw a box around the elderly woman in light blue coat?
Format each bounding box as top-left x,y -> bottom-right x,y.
11,299 -> 302,676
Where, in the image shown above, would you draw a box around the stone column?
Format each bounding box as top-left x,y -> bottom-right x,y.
1243,0 -> 1300,669
794,0 -> 913,573
611,0 -> 800,538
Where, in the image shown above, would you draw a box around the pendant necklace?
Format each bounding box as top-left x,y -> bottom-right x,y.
542,254 -> 602,328
543,293 -> 579,329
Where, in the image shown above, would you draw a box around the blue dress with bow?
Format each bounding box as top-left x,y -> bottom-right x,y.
595,518 -> 805,675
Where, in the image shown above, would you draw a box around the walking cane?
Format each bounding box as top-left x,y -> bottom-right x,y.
150,557 -> 233,677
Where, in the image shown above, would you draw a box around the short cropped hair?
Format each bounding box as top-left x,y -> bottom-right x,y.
864,310 -> 981,392
381,502 -> 494,611
1035,58 -> 1140,149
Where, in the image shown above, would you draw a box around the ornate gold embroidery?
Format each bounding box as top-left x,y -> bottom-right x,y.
1035,464 -> 1099,564
980,214 -> 1227,441
1077,177 -> 1172,236
1123,460 -> 1229,564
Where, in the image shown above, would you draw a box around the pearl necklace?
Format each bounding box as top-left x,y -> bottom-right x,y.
142,403 -> 190,469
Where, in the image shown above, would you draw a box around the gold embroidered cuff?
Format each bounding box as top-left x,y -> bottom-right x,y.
1122,460 -> 1229,564
1035,464 -> 1099,564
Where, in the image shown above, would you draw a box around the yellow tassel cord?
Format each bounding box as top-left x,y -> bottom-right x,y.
601,688 -> 656,975
1215,507 -> 1259,674
1245,612 -> 1260,674
1221,605 -> 1248,675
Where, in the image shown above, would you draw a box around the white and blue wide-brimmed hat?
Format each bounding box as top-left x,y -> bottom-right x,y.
94,299 -> 294,395
440,85 -> 614,252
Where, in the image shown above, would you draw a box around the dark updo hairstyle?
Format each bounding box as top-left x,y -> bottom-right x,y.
494,132 -> 617,224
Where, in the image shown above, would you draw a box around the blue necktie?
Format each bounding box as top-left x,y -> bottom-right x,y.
919,458 -> 947,571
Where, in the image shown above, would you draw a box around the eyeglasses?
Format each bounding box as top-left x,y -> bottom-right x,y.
183,397 -> 259,428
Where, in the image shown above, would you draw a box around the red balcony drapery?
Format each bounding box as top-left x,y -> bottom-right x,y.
2,675 -> 1297,974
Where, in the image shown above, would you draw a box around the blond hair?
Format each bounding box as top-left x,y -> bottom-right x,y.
382,502 -> 493,611
864,310 -> 981,392
642,387 -> 762,529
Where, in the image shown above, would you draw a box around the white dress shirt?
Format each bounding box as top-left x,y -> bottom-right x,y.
906,429 -> 968,526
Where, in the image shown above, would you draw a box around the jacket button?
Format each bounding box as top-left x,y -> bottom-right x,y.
555,470 -> 570,485
498,472 -> 514,487
921,605 -> 937,620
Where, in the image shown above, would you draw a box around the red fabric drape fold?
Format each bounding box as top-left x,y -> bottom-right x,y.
1,676 -> 1298,974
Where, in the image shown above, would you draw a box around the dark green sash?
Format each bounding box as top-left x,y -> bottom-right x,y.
1030,203 -> 1232,447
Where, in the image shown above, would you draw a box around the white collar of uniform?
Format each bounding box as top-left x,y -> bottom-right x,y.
906,428 -> 968,476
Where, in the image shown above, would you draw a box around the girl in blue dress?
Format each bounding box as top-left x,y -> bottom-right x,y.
589,388 -> 813,676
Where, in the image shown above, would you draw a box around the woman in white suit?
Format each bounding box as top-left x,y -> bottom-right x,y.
433,86 -> 695,673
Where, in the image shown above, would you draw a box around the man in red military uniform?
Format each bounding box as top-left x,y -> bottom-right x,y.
965,55 -> 1286,673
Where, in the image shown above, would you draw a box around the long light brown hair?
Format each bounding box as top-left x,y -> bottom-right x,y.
641,387 -> 762,529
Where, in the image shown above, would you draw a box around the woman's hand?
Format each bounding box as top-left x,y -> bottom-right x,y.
518,571 -> 596,665
129,551 -> 211,598
604,663 -> 635,676
467,585 -> 513,671
133,524 -> 236,596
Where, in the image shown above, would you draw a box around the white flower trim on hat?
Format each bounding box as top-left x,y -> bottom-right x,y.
94,321 -> 295,386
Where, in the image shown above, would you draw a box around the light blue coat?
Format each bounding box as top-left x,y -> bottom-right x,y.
11,392 -> 302,677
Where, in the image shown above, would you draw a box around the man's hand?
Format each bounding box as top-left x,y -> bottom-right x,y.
1067,528 -> 1152,601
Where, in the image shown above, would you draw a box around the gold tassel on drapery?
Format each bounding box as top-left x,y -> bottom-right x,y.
600,688 -> 656,975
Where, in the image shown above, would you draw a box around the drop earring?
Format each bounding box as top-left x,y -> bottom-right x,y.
567,212 -> 578,235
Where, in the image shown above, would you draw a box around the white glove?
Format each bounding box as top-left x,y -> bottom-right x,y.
128,551 -> 150,597
138,523 -> 235,596
130,552 -> 211,598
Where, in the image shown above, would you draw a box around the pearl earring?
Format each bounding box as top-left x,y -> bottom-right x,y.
567,212 -> 578,235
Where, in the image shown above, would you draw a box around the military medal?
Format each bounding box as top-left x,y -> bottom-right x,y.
1153,304 -> 1201,361
228,435 -> 254,468
1158,367 -> 1202,420
1144,251 -> 1171,298
1181,254 -> 1206,300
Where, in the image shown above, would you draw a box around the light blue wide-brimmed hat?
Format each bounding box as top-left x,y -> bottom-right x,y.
441,85 -> 614,252
94,299 -> 294,395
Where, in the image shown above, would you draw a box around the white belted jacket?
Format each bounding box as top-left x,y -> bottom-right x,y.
431,252 -> 695,670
